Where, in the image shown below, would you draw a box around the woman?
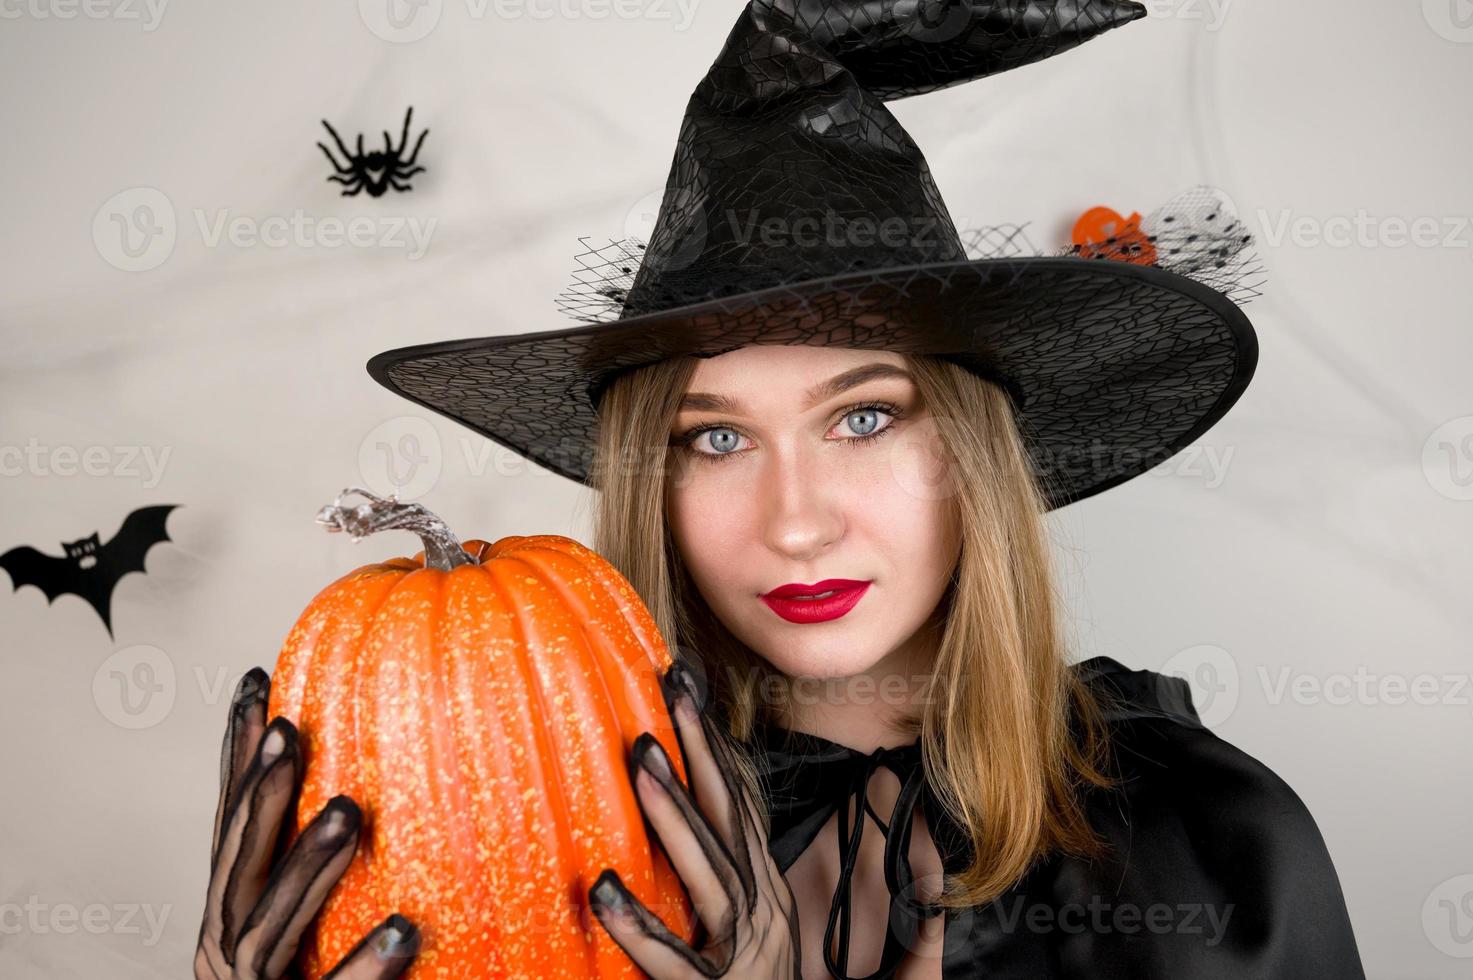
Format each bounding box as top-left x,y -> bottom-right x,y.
194,341 -> 1364,979
195,0 -> 1366,976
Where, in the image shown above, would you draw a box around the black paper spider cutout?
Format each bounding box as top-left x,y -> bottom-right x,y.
317,106 -> 429,197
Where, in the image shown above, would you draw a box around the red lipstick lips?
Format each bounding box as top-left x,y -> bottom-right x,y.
760,578 -> 871,624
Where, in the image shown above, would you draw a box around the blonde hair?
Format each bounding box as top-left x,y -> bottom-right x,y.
590,348 -> 1114,909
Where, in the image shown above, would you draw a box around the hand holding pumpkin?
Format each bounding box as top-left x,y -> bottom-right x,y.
193,668 -> 421,980
589,660 -> 802,979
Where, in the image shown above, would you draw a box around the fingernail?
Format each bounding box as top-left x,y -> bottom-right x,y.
634,733 -> 671,782
320,796 -> 361,843
593,872 -> 630,920
234,668 -> 270,708
661,660 -> 699,716
259,725 -> 286,763
373,914 -> 420,961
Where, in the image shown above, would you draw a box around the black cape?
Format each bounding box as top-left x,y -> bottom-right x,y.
748,656 -> 1365,978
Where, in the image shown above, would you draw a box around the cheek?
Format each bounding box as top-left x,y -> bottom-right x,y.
849,468 -> 959,579
881,416 -> 960,505
845,428 -> 962,606
666,481 -> 750,594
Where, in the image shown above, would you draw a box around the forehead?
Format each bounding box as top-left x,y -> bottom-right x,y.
680,345 -> 913,415
686,343 -> 906,387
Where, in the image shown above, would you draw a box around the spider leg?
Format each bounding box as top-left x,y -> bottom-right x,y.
326,174 -> 357,186
402,127 -> 429,167
317,141 -> 354,174
319,118 -> 355,163
388,177 -> 414,192
394,165 -> 426,180
339,177 -> 364,197
382,105 -> 412,154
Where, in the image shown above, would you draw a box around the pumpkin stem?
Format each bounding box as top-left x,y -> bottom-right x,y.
316,487 -> 477,571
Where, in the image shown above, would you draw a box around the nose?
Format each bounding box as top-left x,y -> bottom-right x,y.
758,443 -> 844,563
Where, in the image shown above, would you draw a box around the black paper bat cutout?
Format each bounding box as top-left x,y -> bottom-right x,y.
317,105 -> 428,197
0,504 -> 180,638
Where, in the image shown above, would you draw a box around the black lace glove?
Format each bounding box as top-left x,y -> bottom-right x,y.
193,668 -> 421,979
589,659 -> 801,978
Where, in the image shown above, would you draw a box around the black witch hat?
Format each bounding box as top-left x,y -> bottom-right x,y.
368,0 -> 1261,510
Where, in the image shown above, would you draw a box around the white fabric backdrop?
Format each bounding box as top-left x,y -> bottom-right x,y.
1,1 -> 1470,976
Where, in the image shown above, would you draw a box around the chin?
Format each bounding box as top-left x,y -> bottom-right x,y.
748,624 -> 889,679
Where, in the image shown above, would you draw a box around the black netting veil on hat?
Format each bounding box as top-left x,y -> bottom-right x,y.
368,0 -> 1261,511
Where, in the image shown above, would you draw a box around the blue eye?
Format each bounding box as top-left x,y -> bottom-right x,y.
695,428 -> 745,456
843,407 -> 883,437
674,400 -> 904,466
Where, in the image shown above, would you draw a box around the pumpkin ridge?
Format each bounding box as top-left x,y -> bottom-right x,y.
429,566 -> 493,961
517,544 -> 675,759
425,569 -> 480,915
444,564 -> 506,953
287,564 -> 408,974
344,568 -> 387,926
511,537 -> 668,666
453,560 -> 526,968
358,567 -> 452,970
477,554 -> 600,974
502,539 -> 697,945
498,545 -> 694,965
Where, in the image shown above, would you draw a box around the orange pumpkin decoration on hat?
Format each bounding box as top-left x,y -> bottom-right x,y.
1070,204 -> 1160,266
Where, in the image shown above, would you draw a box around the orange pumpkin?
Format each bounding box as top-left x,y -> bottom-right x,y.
1069,204 -> 1159,266
266,487 -> 693,979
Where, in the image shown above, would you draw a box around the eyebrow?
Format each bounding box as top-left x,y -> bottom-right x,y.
679,363 -> 914,414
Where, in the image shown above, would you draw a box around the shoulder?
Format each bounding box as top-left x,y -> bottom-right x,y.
1068,654 -> 1340,857
1072,654 -> 1319,827
1035,656 -> 1367,977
